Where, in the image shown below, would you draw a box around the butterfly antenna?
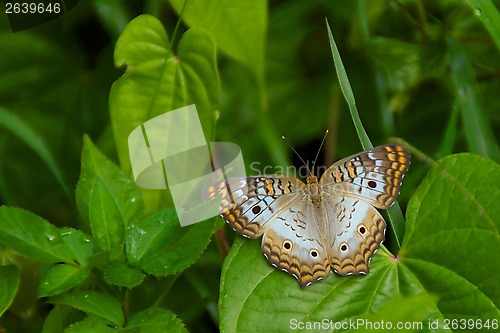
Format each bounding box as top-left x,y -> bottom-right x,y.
311,130 -> 329,172
281,135 -> 311,173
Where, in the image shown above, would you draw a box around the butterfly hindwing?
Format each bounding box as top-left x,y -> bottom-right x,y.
262,200 -> 331,287
324,196 -> 386,275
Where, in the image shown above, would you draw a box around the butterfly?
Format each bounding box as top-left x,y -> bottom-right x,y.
205,144 -> 410,287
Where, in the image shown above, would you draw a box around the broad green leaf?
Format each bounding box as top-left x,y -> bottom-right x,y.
51,291 -> 124,327
447,36 -> 500,161
219,240 -> 434,333
125,307 -> 188,333
0,265 -> 20,316
104,261 -> 145,289
0,207 -> 76,264
0,107 -> 71,199
110,14 -> 219,175
402,153 -> 500,318
65,316 -> 118,333
169,0 -> 266,84
126,209 -> 218,276
38,264 -> 91,298
76,135 -> 144,250
346,295 -> 436,333
219,153 -> 500,332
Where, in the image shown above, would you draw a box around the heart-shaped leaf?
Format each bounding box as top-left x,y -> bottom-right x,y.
169,0 -> 266,83
110,14 -> 219,175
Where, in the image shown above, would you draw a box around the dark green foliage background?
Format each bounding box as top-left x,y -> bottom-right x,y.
0,0 -> 499,332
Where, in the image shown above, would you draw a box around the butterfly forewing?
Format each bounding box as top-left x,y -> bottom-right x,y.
204,175 -> 305,238
320,145 -> 410,209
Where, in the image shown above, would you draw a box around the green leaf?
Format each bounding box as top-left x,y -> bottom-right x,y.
346,295 -> 437,333
65,316 -> 118,333
169,0 -> 267,84
0,265 -> 20,316
402,153 -> 500,317
58,228 -> 93,266
76,135 -> 144,251
126,307 -> 188,333
89,178 -> 125,251
38,264 -> 91,298
220,240 -> 424,333
219,153 -> 500,332
0,107 -> 71,200
126,209 -> 218,276
110,14 -> 219,175
0,207 -> 76,264
51,291 -> 124,327
104,261 -> 145,289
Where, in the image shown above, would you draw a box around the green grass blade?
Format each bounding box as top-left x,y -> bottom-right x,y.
447,36 -> 500,161
326,19 -> 406,250
326,19 -> 372,150
0,107 -> 71,200
438,102 -> 460,157
467,0 -> 500,51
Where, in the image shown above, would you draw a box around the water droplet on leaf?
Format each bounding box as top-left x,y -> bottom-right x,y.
46,233 -> 62,244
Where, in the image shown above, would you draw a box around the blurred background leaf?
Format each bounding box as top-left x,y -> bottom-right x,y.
1,0 -> 500,332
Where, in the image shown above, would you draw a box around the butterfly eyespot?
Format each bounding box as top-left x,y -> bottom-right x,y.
358,225 -> 367,235
368,180 -> 377,188
252,205 -> 262,214
310,250 -> 318,258
283,240 -> 292,250
340,243 -> 349,252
